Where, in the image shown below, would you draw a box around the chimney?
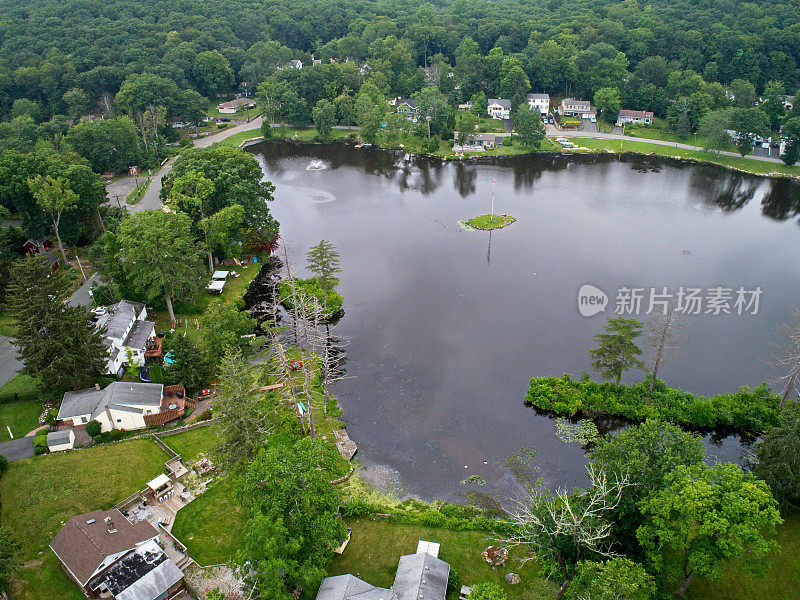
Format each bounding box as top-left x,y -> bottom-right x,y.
104,516 -> 117,533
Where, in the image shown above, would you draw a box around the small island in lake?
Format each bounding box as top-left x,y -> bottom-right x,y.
466,213 -> 516,230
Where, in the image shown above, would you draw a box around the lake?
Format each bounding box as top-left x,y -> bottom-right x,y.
248,141 -> 800,501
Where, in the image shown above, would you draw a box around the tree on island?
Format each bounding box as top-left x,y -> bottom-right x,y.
514,104 -> 545,147
114,209 -> 204,324
306,239 -> 342,308
27,175 -> 77,265
637,462 -> 781,596
589,317 -> 645,385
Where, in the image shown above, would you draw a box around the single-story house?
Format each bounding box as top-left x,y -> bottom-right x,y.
50,509 -> 184,600
22,238 -> 60,272
487,98 -> 511,120
316,540 -> 449,600
559,98 -> 594,118
616,109 -> 654,126
457,101 -> 473,111
57,382 -> 186,432
527,93 -> 550,115
472,132 -> 498,149
166,116 -> 190,128
217,97 -> 256,114
47,429 -> 75,452
95,300 -> 156,376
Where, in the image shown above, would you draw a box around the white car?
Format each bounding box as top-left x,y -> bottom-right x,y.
91,306 -> 107,316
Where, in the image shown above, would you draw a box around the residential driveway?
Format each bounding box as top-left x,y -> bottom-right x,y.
106,176 -> 138,209
503,118 -> 514,133
0,437 -> 34,461
134,116 -> 263,213
67,273 -> 102,309
0,335 -> 21,389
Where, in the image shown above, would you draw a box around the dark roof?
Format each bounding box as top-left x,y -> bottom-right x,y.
96,301 -> 145,341
527,93 -> 549,100
50,509 -> 158,585
125,320 -> 156,350
91,540 -> 183,600
393,552 -> 449,600
58,382 -> 163,421
46,430 -> 73,446
397,99 -> 417,109
315,575 -> 381,600
488,98 -> 511,108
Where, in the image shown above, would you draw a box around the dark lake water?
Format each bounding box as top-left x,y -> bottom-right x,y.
248,141 -> 800,501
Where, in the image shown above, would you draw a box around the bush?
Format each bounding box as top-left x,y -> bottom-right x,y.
446,567 -> 460,597
197,409 -> 213,421
470,582 -> 507,600
525,374 -> 780,432
425,135 -> 441,154
34,434 -> 48,455
85,420 -> 102,438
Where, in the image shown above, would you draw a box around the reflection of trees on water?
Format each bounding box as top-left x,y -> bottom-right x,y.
761,178 -> 800,223
689,169 -> 759,212
453,163 -> 477,197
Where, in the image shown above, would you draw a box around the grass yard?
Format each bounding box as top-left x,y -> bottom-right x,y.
1,438 -> 170,600
0,374 -> 40,403
328,518 -> 558,600
160,424 -> 221,463
687,513 -> 800,600
125,178 -> 151,204
0,311 -> 16,336
171,477 -> 246,566
0,400 -> 41,440
572,138 -> 800,177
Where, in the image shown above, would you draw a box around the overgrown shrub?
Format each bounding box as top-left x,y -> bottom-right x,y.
85,420 -> 101,438
278,277 -> 343,318
525,374 -> 780,431
33,434 -> 48,455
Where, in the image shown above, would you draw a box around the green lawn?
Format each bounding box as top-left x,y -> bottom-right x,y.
171,477 -> 246,566
0,374 -> 40,403
160,424 -> 221,463
328,518 -> 558,600
125,178 -> 151,204
0,311 -> 16,336
0,400 -> 41,440
572,138 -> 800,177
687,513 -> 800,600
1,438 -> 170,600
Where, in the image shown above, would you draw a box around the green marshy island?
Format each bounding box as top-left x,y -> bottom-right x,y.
465,213 -> 516,230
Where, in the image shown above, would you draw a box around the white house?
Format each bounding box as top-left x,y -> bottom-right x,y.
559,98 -> 594,118
47,429 -> 75,452
527,93 -> 550,115
217,97 -> 256,114
166,116 -> 190,128
616,109 -> 654,126
286,59 -> 303,69
57,382 -> 186,432
94,301 -> 156,376
50,509 -> 184,600
487,98 -> 511,120
457,101 -> 473,111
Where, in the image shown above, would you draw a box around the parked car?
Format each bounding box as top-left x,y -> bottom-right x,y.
196,388 -> 216,400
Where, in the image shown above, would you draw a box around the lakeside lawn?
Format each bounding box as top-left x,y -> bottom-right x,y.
0,438 -> 169,600
327,517 -> 558,600
160,424 -> 221,463
218,126 -> 354,148
571,138 -> 800,177
0,400 -> 41,440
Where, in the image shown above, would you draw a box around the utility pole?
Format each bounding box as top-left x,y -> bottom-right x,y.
75,254 -> 88,283
620,121 -> 625,151
490,176 -> 496,218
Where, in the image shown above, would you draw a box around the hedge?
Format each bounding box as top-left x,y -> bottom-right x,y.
525,374 -> 780,432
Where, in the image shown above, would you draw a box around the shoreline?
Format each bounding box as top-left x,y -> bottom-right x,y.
238,134 -> 800,181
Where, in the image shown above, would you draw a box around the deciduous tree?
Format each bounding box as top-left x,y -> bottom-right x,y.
27,175 -> 77,264
513,104 -> 545,147
564,558 -> 656,600
312,99 -> 336,139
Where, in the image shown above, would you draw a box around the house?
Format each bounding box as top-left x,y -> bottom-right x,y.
47,429 -> 75,452
616,109 -> 654,126
457,101 -> 473,111
57,382 -> 187,432
316,540 -> 449,600
286,59 -> 303,69
95,301 -> 156,376
50,509 -> 184,600
487,98 -> 511,120
559,98 -> 594,119
22,238 -> 59,272
166,116 -> 189,128
217,97 -> 256,114
394,99 -> 419,118
780,95 -> 795,111
527,93 -> 550,115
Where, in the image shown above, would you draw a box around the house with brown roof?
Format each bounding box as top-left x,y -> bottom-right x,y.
217,97 -> 256,114
50,509 -> 184,600
616,109 -> 654,126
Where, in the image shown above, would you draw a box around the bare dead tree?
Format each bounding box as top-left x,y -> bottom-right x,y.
499,464 -> 631,597
775,308 -> 800,407
645,303 -> 684,395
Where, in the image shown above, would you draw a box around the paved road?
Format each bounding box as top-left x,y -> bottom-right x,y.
0,335 -> 21,389
67,273 -> 102,308
134,117 -> 264,213
545,125 -> 787,165
0,437 -> 34,461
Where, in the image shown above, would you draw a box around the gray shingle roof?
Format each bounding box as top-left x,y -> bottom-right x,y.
393,553 -> 449,600
527,93 -> 549,100
488,98 -> 511,108
46,430 -> 73,446
59,382 -> 163,421
96,301 -> 145,341
315,575 -> 379,600
125,320 -> 156,350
